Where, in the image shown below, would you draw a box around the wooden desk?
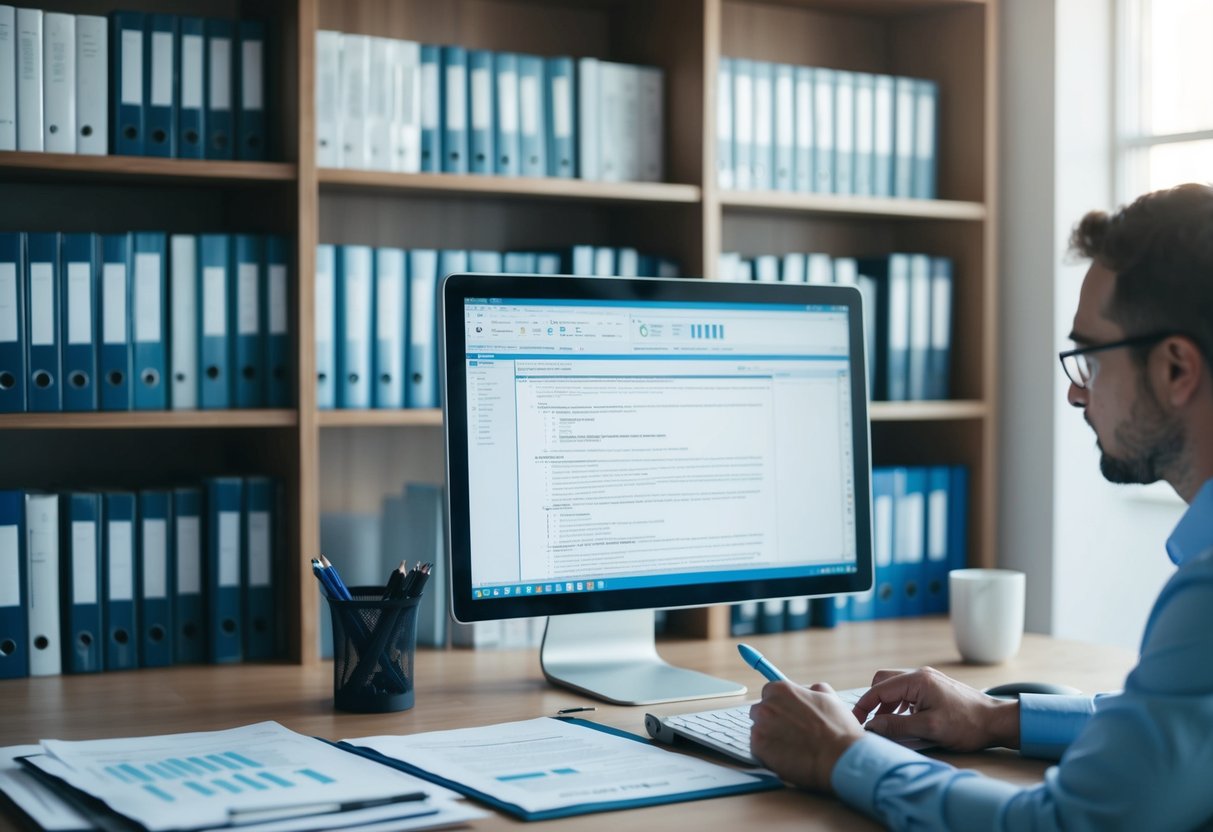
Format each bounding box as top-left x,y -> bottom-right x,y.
0,619 -> 1135,830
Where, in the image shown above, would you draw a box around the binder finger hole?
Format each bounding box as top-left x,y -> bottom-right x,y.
152,129 -> 168,144
206,366 -> 220,380
0,639 -> 15,657
142,368 -> 161,388
186,130 -> 199,144
69,371 -> 89,389
81,125 -> 93,137
0,372 -> 14,390
78,632 -> 93,648
113,628 -> 130,645
222,619 -> 237,635
182,623 -> 198,640
149,625 -> 166,643
242,366 -> 256,381
108,370 -> 125,387
124,125 -> 138,140
33,370 -> 53,389
33,636 -> 49,651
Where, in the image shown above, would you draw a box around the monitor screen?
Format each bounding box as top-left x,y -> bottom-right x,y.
442,274 -> 873,627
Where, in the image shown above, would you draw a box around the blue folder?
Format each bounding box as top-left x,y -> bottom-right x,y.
872,467 -> 899,619
206,477 -> 244,664
467,49 -> 495,175
264,235 -> 290,408
145,14 -> 178,157
138,490 -> 174,668
545,56 -> 576,178
110,11 -> 146,155
493,52 -> 520,176
131,232 -> 168,410
25,232 -> 61,412
336,244 -> 373,409
236,20 -> 267,160
99,234 -> 132,412
0,490 -> 29,679
948,465 -> 970,582
336,718 -> 781,820
103,492 -> 139,671
405,249 -> 438,409
440,45 -> 468,174
204,18 -> 234,159
242,477 -> 276,661
923,465 -> 951,615
928,256 -> 953,400
373,247 -> 408,409
176,17 -> 206,158
61,233 -> 99,412
232,234 -> 265,409
517,54 -> 547,177
61,492 -> 103,673
419,44 -> 441,172
198,234 -> 231,409
172,487 -> 206,664
0,233 -> 26,413
896,467 -> 927,618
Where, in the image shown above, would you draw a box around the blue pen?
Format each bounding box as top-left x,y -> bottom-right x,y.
738,643 -> 790,682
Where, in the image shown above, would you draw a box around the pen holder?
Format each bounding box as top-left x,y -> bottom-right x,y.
326,588 -> 421,713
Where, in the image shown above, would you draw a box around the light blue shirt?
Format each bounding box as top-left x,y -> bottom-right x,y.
831,478 -> 1213,830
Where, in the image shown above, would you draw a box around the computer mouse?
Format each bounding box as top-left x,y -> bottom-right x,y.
983,681 -> 1083,699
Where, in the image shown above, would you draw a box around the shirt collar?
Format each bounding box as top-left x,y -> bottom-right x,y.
1166,478 -> 1213,566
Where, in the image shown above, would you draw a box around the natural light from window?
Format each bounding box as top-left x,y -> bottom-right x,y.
1117,0 -> 1213,198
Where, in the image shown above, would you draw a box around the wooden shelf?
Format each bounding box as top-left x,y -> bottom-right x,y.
317,409 -> 444,428
318,168 -> 702,206
870,400 -> 989,421
0,151 -> 297,186
720,190 -> 987,221
0,410 -> 298,430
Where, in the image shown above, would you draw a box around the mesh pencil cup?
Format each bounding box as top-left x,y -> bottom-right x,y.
326,588 -> 420,713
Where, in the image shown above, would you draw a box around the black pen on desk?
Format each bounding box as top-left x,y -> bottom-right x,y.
227,790 -> 429,823
556,706 -> 596,715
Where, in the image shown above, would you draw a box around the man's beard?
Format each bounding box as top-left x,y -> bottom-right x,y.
1096,380 -> 1185,485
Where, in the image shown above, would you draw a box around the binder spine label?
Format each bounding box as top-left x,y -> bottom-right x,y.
0,527 -> 16,606
134,253 -> 161,342
150,31 -> 172,106
176,516 -> 201,593
269,265 -> 287,334
102,264 -> 126,343
242,40 -> 263,110
29,264 -> 53,345
238,264 -> 258,334
120,30 -> 141,105
203,266 -> 225,335
552,76 -> 571,138
144,518 -> 168,597
0,265 -> 16,342
472,67 -> 491,130
66,264 -> 91,344
248,511 -> 270,587
109,520 -> 133,601
181,36 -> 203,108
218,511 -> 239,587
210,38 -> 231,109
71,521 -> 98,604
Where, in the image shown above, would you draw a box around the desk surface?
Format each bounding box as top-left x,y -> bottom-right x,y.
0,618 -> 1135,831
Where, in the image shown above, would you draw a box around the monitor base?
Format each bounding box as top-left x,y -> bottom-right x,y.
539,610 -> 747,706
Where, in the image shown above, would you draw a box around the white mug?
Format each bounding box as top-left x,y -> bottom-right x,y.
949,569 -> 1026,664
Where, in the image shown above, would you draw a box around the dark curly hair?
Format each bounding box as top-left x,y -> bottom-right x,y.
1068,183 -> 1213,365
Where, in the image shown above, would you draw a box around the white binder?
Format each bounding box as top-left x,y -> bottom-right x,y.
25,493 -> 61,677
43,12 -> 76,153
339,33 -> 370,169
15,7 -> 42,151
314,30 -> 341,167
366,36 -> 392,171
74,14 -> 107,154
0,5 -> 15,150
389,39 -> 421,173
170,235 -> 198,410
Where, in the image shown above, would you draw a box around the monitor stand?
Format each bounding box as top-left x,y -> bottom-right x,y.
539,610 -> 747,706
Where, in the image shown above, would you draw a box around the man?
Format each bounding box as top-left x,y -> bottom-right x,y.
749,183 -> 1213,829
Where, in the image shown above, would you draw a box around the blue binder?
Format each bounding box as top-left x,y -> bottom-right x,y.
99,234 -> 132,411
24,233 -> 61,412
145,14 -> 177,157
857,254 -> 911,402
948,465 -> 970,580
315,244 -> 336,410
912,79 -> 938,200
0,233 -> 26,413
872,467 -> 899,619
895,467 -> 927,618
264,235 -> 290,408
493,52 -> 520,176
138,490 -> 173,667
812,67 -> 835,194
110,11 -> 146,155
0,490 -> 29,679
60,492 -> 103,674
729,602 -> 758,637
467,250 -> 502,274
198,234 -> 231,409
440,45 -> 468,173
419,44 -> 441,172
545,56 -> 576,178
242,477 -> 276,660
923,465 -> 951,615
503,251 -> 535,274
405,248 -> 438,409
232,234 -> 265,409
750,60 -> 773,190
172,487 -> 205,664
102,492 -> 138,671
204,18 -> 234,159
758,599 -> 785,634
517,54 -> 546,177
731,59 -> 754,190
176,17 -> 206,159
236,19 -> 267,160
928,256 -> 953,400
131,232 -> 167,410
61,233 -> 99,412
467,49 -> 495,175
336,244 -> 373,409
206,477 -> 244,664
373,247 -> 407,409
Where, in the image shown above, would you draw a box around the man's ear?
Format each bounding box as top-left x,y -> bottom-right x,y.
1158,336 -> 1205,407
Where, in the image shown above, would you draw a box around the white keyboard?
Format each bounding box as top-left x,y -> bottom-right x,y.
645,687 -> 868,766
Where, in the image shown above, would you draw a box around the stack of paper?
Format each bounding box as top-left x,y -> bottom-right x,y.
0,722 -> 485,832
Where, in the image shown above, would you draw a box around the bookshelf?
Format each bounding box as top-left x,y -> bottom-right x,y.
1,0 -> 998,660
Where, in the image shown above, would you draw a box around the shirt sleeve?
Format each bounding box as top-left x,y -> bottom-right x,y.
829,558 -> 1213,831
1017,694 -> 1094,759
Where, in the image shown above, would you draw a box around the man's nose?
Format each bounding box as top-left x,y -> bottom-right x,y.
1067,381 -> 1087,408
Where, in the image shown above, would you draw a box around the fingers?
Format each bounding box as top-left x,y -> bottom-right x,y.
808,681 -> 835,694
865,710 -> 929,740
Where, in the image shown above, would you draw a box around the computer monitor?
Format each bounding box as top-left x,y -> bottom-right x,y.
441,274 -> 872,705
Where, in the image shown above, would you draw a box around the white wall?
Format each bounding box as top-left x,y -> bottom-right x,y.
1000,0 -> 1182,651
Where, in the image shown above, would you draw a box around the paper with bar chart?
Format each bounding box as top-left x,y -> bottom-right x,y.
21,721 -> 462,831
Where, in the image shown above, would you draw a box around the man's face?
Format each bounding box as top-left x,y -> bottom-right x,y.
1067,262 -> 1184,484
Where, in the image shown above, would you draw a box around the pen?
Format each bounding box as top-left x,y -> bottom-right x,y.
228,790 -> 429,823
556,706 -> 596,715
737,643 -> 790,682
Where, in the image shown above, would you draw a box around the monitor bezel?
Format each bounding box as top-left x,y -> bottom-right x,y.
442,273 -> 874,624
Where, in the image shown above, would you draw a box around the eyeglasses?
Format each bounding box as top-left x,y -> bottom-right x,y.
1058,331 -> 1181,389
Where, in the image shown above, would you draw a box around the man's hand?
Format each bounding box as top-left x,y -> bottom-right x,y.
749,681 -> 866,792
852,666 -> 1020,752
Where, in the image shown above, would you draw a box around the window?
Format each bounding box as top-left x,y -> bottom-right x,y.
1116,0 -> 1213,201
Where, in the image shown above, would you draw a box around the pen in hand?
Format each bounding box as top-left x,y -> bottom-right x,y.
737,643 -> 790,683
